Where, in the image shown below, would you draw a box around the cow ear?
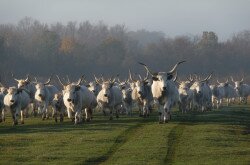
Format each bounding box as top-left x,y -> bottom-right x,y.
144,81 -> 149,85
152,76 -> 158,81
86,84 -> 90,88
75,86 -> 81,91
167,74 -> 173,80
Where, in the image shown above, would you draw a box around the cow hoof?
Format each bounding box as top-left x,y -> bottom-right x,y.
46,116 -> 49,120
159,121 -> 163,124
86,118 -> 90,122
116,115 -> 119,118
55,118 -> 58,123
21,121 -> 24,124
0,119 -> 2,123
139,114 -> 143,117
109,116 -> 113,120
60,118 -> 63,122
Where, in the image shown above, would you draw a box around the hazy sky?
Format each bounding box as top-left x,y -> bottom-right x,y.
1,0 -> 250,40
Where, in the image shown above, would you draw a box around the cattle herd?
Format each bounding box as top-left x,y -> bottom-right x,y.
0,61 -> 250,125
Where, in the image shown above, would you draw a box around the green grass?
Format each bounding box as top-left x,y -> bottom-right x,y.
0,104 -> 249,165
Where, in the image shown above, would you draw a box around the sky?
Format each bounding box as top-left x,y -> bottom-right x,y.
0,0 -> 250,41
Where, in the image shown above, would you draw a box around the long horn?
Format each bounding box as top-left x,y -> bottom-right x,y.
217,80 -> 221,84
138,62 -> 156,76
201,72 -> 213,82
25,74 -> 30,82
144,70 -> 149,81
129,69 -> 136,82
225,78 -> 229,84
56,75 -> 66,86
173,71 -> 178,82
138,74 -> 142,81
168,60 -> 186,74
0,82 -> 4,87
240,77 -> 244,83
230,76 -> 235,83
66,75 -> 70,84
12,73 -> 19,82
44,76 -> 52,85
94,75 -> 100,84
77,75 -> 85,86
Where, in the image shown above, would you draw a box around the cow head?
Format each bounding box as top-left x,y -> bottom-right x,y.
217,79 -> 229,87
57,75 -> 84,104
35,77 -> 51,101
5,87 -> 24,106
129,70 -> 149,98
231,76 -> 243,91
12,74 -> 31,88
87,81 -> 100,95
190,73 -> 213,94
139,61 -> 185,93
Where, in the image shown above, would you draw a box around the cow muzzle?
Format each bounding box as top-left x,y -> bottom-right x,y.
67,98 -> 72,102
10,100 -> 15,103
163,87 -> 167,91
104,94 -> 108,97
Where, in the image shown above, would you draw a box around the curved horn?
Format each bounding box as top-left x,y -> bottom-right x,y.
138,74 -> 142,81
173,72 -> 178,82
94,75 -> 101,84
138,62 -> 156,76
230,76 -> 235,83
66,75 -> 70,84
225,78 -> 229,84
240,77 -> 244,83
56,75 -> 66,86
44,76 -> 52,85
217,80 -> 221,84
168,60 -> 186,74
0,82 -> 4,87
201,72 -> 213,82
117,78 -> 122,84
129,69 -> 136,82
77,75 -> 85,86
25,74 -> 30,82
144,70 -> 149,81
12,73 -> 19,82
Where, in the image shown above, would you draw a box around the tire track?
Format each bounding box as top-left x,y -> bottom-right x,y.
82,121 -> 145,165
164,123 -> 186,164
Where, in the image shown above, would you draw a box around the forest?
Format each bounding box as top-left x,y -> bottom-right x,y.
0,17 -> 249,85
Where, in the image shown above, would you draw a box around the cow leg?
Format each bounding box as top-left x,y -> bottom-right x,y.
60,113 -> 64,122
109,107 -> 113,120
85,108 -> 91,122
115,106 -> 119,119
74,111 -> 80,124
0,109 -> 2,123
2,108 -> 5,122
164,102 -> 171,123
20,110 -> 24,124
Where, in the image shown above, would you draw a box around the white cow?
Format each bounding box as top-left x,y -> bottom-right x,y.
4,87 -> 30,125
231,77 -> 250,104
210,84 -> 225,109
97,78 -> 123,120
0,82 -> 7,122
52,93 -> 65,122
139,61 -> 184,123
35,77 -> 59,120
178,81 -> 194,113
12,75 -> 37,116
217,79 -> 237,106
130,71 -> 153,117
190,73 -> 213,112
58,76 -> 97,124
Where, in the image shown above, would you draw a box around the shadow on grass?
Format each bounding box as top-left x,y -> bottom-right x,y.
0,105 -> 249,135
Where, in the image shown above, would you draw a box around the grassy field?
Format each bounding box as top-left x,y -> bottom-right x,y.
0,104 -> 249,165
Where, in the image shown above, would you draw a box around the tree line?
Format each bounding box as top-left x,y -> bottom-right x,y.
0,17 -> 249,85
